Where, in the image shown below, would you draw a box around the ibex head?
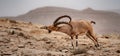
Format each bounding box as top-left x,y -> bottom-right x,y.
40,15 -> 72,33
41,21 -> 73,33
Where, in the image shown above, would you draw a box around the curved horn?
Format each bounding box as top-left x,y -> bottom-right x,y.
54,21 -> 73,31
53,15 -> 72,25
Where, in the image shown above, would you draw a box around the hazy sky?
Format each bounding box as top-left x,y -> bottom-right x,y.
0,0 -> 120,17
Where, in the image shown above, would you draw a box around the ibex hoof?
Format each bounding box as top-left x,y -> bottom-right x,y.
95,44 -> 100,47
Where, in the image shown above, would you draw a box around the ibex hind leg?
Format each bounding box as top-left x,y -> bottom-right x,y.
86,33 -> 94,42
86,33 -> 97,47
88,31 -> 99,47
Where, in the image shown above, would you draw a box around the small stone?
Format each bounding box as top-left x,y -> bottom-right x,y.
22,49 -> 37,56
12,47 -> 18,52
3,51 -> 13,55
46,41 -> 51,44
42,37 -> 50,41
0,37 -> 10,43
103,48 -> 110,52
8,29 -> 15,35
18,44 -> 25,48
47,53 -> 52,56
62,49 -> 68,53
87,50 -> 95,55
105,36 -> 110,39
116,50 -> 120,53
18,32 -> 24,37
72,48 -> 87,55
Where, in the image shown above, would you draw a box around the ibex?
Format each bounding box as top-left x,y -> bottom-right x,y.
41,15 -> 99,48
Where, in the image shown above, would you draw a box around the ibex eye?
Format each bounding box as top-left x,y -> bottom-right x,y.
48,30 -> 52,33
42,26 -> 47,29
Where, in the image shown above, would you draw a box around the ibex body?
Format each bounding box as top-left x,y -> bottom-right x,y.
41,15 -> 99,48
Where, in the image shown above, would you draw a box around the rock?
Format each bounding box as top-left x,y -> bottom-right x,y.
46,53 -> 52,56
22,51 -> 37,56
116,50 -> 120,53
8,29 -> 16,35
11,54 -> 18,56
0,31 -> 8,36
46,41 -> 51,44
18,44 -> 25,48
8,19 -> 18,23
19,48 -> 66,56
62,49 -> 68,53
10,27 -> 22,31
72,48 -> 87,55
3,51 -> 13,55
11,47 -> 18,52
33,35 -> 51,41
105,36 -> 110,39
103,48 -> 110,52
18,32 -> 24,37
87,50 -> 95,55
0,37 -> 10,43
41,37 -> 51,41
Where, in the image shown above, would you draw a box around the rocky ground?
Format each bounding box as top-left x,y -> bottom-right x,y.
0,19 -> 120,56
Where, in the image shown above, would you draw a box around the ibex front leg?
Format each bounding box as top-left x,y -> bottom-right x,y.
71,36 -> 75,49
75,35 -> 79,47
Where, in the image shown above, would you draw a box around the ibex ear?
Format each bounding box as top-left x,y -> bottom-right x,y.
40,26 -> 48,29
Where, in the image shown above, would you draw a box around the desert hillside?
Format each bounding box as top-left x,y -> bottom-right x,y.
8,6 -> 120,33
0,19 -> 120,56
110,9 -> 120,14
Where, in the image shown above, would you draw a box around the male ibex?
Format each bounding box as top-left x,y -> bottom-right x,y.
41,15 -> 99,48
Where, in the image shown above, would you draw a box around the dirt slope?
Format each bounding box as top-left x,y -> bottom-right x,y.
0,19 -> 120,56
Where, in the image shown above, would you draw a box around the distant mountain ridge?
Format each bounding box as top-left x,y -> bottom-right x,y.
8,6 -> 120,33
109,9 -> 120,14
